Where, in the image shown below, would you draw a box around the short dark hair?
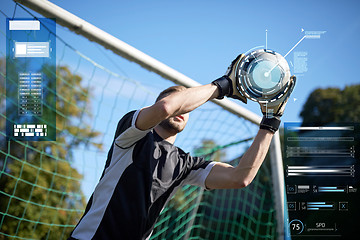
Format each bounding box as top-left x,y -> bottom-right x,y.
155,85 -> 186,102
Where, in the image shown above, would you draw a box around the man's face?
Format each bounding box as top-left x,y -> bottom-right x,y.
159,113 -> 189,134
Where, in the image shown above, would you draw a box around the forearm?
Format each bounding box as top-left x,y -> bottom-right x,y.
135,84 -> 219,131
205,129 -> 274,190
232,129 -> 274,187
161,84 -> 219,117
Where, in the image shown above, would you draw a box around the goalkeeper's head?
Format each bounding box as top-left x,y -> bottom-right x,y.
156,86 -> 189,134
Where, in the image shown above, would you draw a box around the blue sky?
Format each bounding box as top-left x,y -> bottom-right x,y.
2,0 -> 360,122
1,0 -> 360,199
46,0 -> 360,122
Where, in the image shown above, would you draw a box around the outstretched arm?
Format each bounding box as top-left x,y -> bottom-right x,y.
135,84 -> 219,130
205,129 -> 274,189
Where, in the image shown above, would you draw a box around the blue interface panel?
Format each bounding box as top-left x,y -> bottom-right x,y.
6,18 -> 56,141
284,123 -> 359,239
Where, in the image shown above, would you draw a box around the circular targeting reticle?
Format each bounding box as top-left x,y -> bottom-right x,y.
236,49 -> 290,102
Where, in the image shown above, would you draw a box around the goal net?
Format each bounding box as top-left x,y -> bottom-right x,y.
0,2 -> 278,239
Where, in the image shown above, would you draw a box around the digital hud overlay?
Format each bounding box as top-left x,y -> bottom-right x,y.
284,122 -> 360,239
6,18 -> 56,141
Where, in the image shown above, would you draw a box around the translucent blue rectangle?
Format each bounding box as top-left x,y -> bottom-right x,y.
6,18 -> 56,141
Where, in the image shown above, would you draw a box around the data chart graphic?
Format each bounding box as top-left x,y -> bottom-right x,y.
6,18 -> 56,141
284,123 -> 360,239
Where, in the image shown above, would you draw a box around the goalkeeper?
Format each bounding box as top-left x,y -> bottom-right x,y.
69,54 -> 296,240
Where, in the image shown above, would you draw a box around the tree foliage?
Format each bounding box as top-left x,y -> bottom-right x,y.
300,85 -> 360,125
0,58 -> 102,239
193,139 -> 226,162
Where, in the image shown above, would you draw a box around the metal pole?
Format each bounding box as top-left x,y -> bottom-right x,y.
14,0 -> 285,237
269,131 -> 285,240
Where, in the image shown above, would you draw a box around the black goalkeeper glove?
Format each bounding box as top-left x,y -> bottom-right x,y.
212,54 -> 247,103
259,75 -> 297,133
259,75 -> 297,118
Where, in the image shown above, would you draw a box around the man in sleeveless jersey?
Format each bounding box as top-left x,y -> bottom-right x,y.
69,54 -> 295,240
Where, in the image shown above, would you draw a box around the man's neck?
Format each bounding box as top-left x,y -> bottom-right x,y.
154,125 -> 177,144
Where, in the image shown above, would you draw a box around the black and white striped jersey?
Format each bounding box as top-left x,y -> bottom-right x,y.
69,109 -> 216,240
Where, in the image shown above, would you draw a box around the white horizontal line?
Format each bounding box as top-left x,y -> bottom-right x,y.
287,126 -> 354,130
288,166 -> 352,169
288,170 -> 349,173
9,20 -> 40,30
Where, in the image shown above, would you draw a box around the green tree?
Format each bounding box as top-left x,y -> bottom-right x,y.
300,85 -> 360,125
193,139 -> 226,162
0,58 -> 102,239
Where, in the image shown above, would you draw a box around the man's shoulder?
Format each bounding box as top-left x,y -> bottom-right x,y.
175,145 -> 187,156
175,145 -> 204,164
114,110 -> 137,139
121,110 -> 137,122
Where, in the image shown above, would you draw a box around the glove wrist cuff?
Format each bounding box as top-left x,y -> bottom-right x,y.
260,116 -> 281,133
212,75 -> 232,99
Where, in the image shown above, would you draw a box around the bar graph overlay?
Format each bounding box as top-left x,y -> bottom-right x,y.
284,122 -> 360,239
